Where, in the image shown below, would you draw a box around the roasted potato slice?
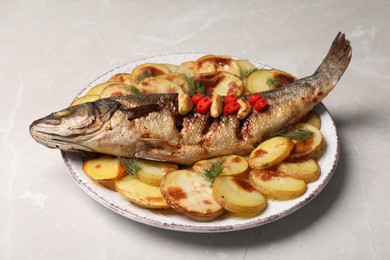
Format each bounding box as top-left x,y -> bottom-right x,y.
284,123 -> 325,160
99,83 -> 132,98
136,159 -> 178,187
82,155 -> 126,190
248,137 -> 294,170
237,59 -> 256,75
245,69 -> 297,93
115,175 -> 169,209
70,95 -> 99,106
108,73 -> 136,86
304,111 -> 321,129
131,63 -> 170,83
161,170 -> 224,222
278,159 -> 320,183
193,55 -> 241,77
194,71 -> 243,96
249,169 -> 306,199
212,176 -> 267,215
192,155 -> 248,177
156,73 -> 187,88
162,63 -> 178,73
86,82 -> 114,96
137,77 -> 183,94
175,61 -> 195,76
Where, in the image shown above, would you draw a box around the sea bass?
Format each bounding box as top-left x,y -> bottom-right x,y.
30,33 -> 351,165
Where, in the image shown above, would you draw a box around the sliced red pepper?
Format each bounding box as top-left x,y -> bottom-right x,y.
192,93 -> 204,105
196,96 -> 212,114
224,94 -> 238,105
249,93 -> 262,106
253,98 -> 268,112
224,101 -> 240,115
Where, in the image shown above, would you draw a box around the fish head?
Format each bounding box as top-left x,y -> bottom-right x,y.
30,98 -> 121,152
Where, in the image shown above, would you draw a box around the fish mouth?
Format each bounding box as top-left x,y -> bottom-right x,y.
29,118 -> 95,152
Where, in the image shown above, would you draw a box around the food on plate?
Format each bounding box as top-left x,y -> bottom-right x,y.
249,168 -> 307,199
161,170 -> 224,221
115,175 -> 170,209
283,123 -> 325,160
212,176 -> 267,215
30,33 -> 351,222
277,159 -> 320,183
193,55 -> 241,77
82,155 -> 126,190
248,136 -> 294,170
136,159 -> 178,186
245,69 -> 297,93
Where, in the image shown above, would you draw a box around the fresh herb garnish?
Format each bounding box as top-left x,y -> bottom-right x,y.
181,73 -> 206,95
201,160 -> 224,187
116,155 -> 141,176
240,67 -> 257,79
125,85 -> 142,95
281,128 -> 314,141
266,77 -> 280,89
138,70 -> 153,81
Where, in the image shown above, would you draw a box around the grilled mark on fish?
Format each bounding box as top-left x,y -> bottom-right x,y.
30,32 -> 352,165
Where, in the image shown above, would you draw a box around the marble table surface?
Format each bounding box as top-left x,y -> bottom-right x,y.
1,0 -> 389,259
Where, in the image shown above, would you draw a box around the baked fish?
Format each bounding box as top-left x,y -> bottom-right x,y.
30,32 -> 351,165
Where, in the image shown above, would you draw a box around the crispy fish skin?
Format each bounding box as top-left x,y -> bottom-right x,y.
30,33 -> 352,165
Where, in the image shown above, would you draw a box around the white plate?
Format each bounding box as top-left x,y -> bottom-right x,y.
62,53 -> 339,233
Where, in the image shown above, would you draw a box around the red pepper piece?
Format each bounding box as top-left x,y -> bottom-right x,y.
197,96 -> 212,114
249,93 -> 262,106
253,98 -> 268,112
192,93 -> 204,105
224,101 -> 240,115
224,94 -> 238,105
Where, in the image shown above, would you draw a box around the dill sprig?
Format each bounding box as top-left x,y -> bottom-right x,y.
116,155 -> 141,176
240,67 -> 257,79
125,85 -> 142,95
138,70 -> 153,81
201,160 -> 224,188
181,73 -> 206,95
281,128 -> 314,141
266,77 -> 281,89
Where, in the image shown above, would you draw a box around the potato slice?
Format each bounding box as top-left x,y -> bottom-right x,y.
161,170 -> 224,221
194,71 -> 243,96
99,83 -> 132,98
86,82 -> 114,96
137,77 -> 183,94
193,55 -> 241,77
156,73 -> 187,88
115,175 -> 169,209
304,111 -> 321,129
192,155 -> 248,177
162,63 -> 178,73
108,73 -> 136,86
212,176 -> 267,215
237,59 -> 256,75
278,159 -> 320,183
248,137 -> 294,170
136,159 -> 178,187
70,95 -> 99,106
284,123 -> 325,160
175,61 -> 195,76
249,169 -> 306,199
131,63 -> 170,83
82,155 -> 126,190
245,69 -> 297,93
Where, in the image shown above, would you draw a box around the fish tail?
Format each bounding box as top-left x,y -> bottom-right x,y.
315,32 -> 352,86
